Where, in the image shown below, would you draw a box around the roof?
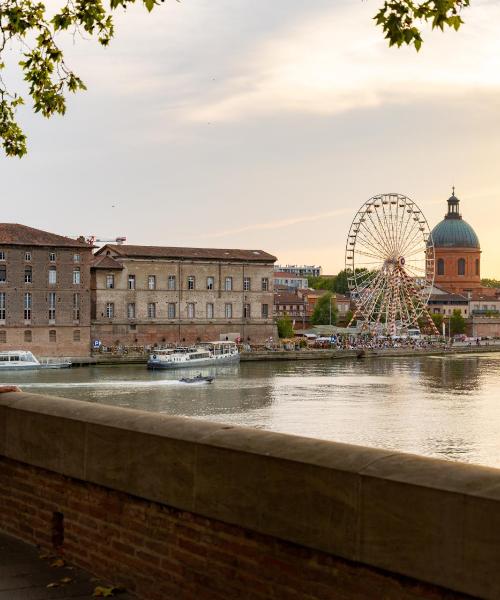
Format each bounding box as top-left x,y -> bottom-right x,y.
97,244 -> 277,263
91,255 -> 124,270
0,223 -> 91,248
428,193 -> 480,249
428,293 -> 468,303
273,271 -> 306,278
274,292 -> 304,304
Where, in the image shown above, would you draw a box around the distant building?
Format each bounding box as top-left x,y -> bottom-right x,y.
0,223 -> 92,356
429,191 -> 481,293
273,271 -> 308,290
274,264 -> 322,278
274,291 -> 307,328
91,244 -> 277,346
428,292 -> 469,318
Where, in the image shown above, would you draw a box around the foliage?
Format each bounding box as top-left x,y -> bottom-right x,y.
344,309 -> 354,325
0,0 -> 160,156
311,292 -> 337,325
431,313 -> 444,330
481,278 -> 500,288
374,0 -> 470,51
307,276 -> 336,292
276,314 -> 294,338
450,309 -> 466,335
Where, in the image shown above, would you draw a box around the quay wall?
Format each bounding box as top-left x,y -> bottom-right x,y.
1,390 -> 500,599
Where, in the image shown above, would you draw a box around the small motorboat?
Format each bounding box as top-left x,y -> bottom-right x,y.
178,374 -> 214,384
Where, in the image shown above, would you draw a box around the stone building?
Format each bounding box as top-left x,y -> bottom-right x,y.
0,224 -> 93,356
91,244 -> 277,346
430,191 -> 481,293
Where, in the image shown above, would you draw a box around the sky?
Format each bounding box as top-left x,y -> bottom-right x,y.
1,0 -> 500,275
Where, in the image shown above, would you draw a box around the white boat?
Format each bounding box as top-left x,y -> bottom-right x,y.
0,350 -> 72,370
0,350 -> 41,370
147,341 -> 240,370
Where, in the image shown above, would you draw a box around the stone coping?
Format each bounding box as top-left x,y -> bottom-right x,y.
1,391 -> 500,599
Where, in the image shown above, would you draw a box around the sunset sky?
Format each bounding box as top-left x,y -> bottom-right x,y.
2,0 -> 499,275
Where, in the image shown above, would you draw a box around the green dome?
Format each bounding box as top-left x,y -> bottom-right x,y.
429,192 -> 480,249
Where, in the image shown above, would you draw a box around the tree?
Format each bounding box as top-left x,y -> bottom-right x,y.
276,314 -> 294,339
374,0 -> 470,52
431,313 -> 444,331
481,278 -> 500,288
0,0 -> 470,157
450,309 -> 466,336
0,0 -> 160,157
307,276 -> 336,292
311,292 -> 337,326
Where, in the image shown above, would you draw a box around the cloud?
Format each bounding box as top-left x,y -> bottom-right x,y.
185,0 -> 500,122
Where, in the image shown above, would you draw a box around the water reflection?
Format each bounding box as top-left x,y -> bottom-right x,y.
4,354 -> 500,468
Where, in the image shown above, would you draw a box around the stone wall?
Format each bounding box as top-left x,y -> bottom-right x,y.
1,390 -> 500,599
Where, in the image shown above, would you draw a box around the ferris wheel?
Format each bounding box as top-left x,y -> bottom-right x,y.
345,193 -> 439,336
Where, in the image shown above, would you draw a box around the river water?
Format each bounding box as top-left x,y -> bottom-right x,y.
5,354 -> 500,468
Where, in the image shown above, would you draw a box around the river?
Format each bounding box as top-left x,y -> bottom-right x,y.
5,353 -> 500,468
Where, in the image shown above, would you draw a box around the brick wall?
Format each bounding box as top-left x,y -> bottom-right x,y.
1,391 -> 499,600
0,457 -> 471,600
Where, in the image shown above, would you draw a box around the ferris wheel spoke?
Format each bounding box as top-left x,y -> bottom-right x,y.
354,222 -> 390,259
353,237 -> 388,262
360,214 -> 393,258
398,202 -> 418,258
381,196 -> 399,256
400,228 -> 425,259
368,202 -> 395,257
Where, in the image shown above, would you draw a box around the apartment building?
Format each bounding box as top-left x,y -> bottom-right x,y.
0,224 -> 93,356
91,245 -> 277,346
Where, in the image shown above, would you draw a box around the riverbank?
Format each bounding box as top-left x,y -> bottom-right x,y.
61,344 -> 500,366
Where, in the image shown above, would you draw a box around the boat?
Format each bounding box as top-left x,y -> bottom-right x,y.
179,374 -> 214,384
0,351 -> 72,370
147,341 -> 239,369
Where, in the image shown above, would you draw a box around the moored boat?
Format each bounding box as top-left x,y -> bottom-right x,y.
179,374 -> 214,384
147,341 -> 239,369
0,350 -> 72,370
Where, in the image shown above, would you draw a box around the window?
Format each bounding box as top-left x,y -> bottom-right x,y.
437,258 -> 445,276
106,274 -> 114,289
105,303 -> 114,319
207,276 -> 214,290
148,275 -> 156,290
0,265 -> 5,283
73,254 -> 80,263
25,251 -> 32,262
48,266 -> 57,284
24,292 -> 32,321
0,251 -> 5,261
24,330 -> 32,342
147,302 -> 156,319
24,267 -> 32,283
0,331 -> 6,343
243,303 -> 251,318
168,275 -> 176,290
48,292 -> 56,322
206,303 -> 214,319
243,277 -> 251,291
458,258 -> 466,276
73,330 -> 81,342
49,252 -> 56,262
73,268 -> 81,284
49,330 -> 57,343
187,302 -> 195,319
168,303 -> 176,319
475,258 -> 480,277
73,293 -> 80,321
187,276 -> 195,290
261,278 -> 269,291
127,303 -> 136,319
261,303 -> 269,318
224,277 -> 233,291
0,292 -> 5,320
225,303 -> 233,319
128,274 -> 136,290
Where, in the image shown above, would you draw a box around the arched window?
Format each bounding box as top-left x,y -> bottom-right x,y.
475,258 -> 480,277
24,330 -> 32,342
458,258 -> 466,276
437,258 -> 445,276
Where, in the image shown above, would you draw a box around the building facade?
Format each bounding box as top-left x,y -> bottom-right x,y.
430,192 -> 481,293
274,264 -> 322,278
91,245 -> 277,346
273,271 -> 308,290
0,224 -> 93,356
